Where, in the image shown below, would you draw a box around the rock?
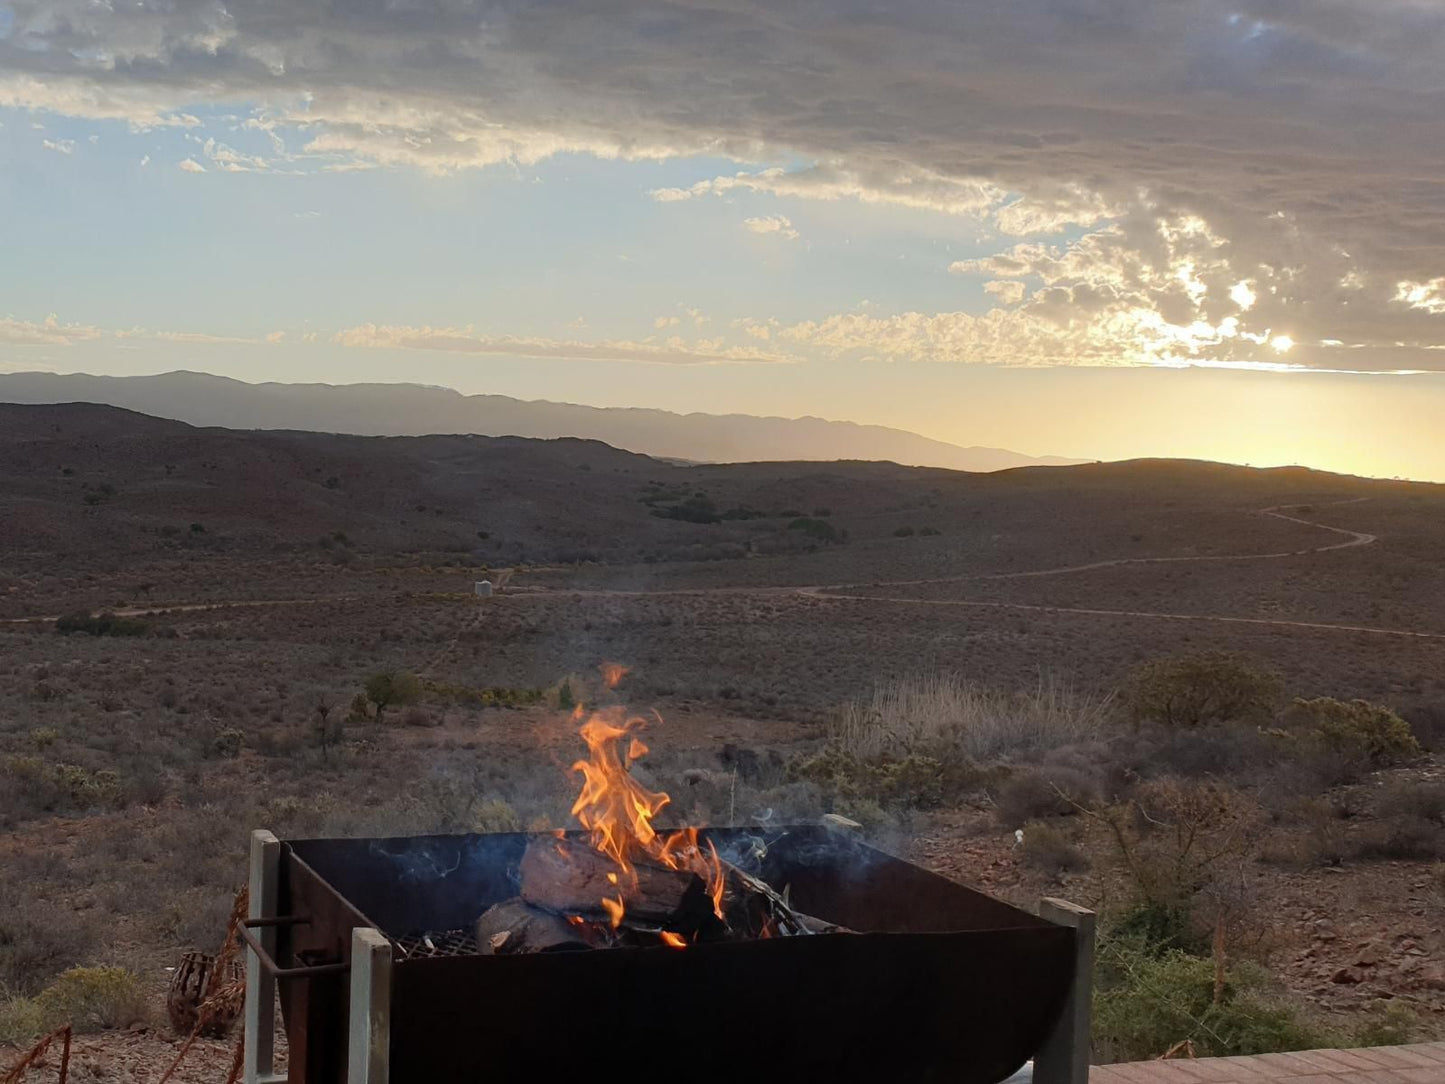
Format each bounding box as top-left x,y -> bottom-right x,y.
1331,967 -> 1366,985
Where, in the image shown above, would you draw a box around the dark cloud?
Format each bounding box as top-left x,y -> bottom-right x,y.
4,0 -> 1444,368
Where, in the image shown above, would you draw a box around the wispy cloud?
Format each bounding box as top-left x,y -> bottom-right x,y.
332,324 -> 797,366
0,314 -> 104,346
41,138 -> 75,155
743,215 -> 799,241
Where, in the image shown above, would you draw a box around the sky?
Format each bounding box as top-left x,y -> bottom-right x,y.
3,1 -> 1445,479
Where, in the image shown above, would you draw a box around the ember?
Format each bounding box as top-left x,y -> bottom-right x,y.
473,687 -> 834,953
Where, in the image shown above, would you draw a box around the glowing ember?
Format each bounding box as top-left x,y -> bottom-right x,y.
569,704 -> 727,938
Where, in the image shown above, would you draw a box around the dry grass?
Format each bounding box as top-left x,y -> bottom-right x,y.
830,671 -> 1116,762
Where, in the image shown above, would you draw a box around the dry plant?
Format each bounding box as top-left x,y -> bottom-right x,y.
1,1025 -> 70,1084
830,670 -> 1115,763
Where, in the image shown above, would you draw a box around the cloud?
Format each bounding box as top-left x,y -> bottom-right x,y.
178,158 -> 206,173
41,138 -> 75,155
332,324 -> 797,366
654,165 -> 997,218
5,1 -> 1445,369
744,215 -> 799,241
0,314 -> 104,346
983,281 -> 1026,306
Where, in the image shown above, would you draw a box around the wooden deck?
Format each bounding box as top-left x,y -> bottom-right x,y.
1090,1043 -> 1445,1083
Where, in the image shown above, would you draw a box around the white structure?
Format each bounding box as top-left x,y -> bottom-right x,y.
474,580 -> 493,598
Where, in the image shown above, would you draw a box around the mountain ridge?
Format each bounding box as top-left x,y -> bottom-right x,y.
0,370 -> 1086,472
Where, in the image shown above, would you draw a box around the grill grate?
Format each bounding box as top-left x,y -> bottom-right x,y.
394,928 -> 479,959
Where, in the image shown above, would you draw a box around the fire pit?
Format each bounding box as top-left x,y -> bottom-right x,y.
240,825 -> 1093,1084
242,686 -> 1094,1083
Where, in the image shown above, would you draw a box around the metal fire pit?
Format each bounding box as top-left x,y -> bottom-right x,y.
240,827 -> 1094,1084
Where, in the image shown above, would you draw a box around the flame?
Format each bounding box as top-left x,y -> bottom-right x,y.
659,931 -> 687,950
599,662 -> 630,689
569,703 -> 727,938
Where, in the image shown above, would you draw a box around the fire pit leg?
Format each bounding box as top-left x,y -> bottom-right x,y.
1033,897 -> 1095,1084
348,928 -> 392,1084
243,830 -> 284,1084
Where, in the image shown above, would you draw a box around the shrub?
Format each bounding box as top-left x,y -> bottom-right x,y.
210,727 -> 245,759
788,750 -> 956,810
33,966 -> 149,1033
652,493 -> 720,524
892,525 -> 915,538
1,756 -> 124,820
1282,697 -> 1420,767
544,674 -> 585,711
919,526 -> 941,536
364,670 -> 422,723
1355,816 -> 1445,861
1098,779 -> 1262,917
1093,941 -> 1336,1062
1147,724 -> 1272,781
787,517 -> 844,544
54,612 -> 149,637
1123,652 -> 1282,728
994,767 -> 1097,828
1376,779 -> 1445,826
0,993 -> 43,1045
1020,821 -> 1089,874
832,671 -> 1115,763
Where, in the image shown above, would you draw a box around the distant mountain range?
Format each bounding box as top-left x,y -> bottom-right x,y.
0,370 -> 1085,472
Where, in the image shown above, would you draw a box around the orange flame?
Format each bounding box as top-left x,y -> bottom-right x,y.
599,662 -> 630,689
570,704 -> 727,938
659,931 -> 687,950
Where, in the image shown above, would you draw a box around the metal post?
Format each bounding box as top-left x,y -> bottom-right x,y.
1033,897 -> 1096,1084
348,927 -> 392,1084
244,830 -> 284,1084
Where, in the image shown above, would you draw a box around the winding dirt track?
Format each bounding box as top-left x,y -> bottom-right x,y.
4,499 -> 1437,642
804,498 -> 1445,642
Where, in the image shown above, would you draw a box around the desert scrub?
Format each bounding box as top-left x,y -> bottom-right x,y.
54,612 -> 149,637
832,671 -> 1114,763
1280,697 -> 1420,765
1093,939 -> 1336,1061
788,749 -> 987,810
1019,821 -> 1089,874
1,755 -> 124,821
1123,651 -> 1282,728
0,967 -> 150,1044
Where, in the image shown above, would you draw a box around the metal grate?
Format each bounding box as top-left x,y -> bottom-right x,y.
393,928 -> 479,959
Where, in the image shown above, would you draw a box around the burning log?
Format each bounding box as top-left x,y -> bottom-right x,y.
519,835 -> 717,934
475,898 -> 596,955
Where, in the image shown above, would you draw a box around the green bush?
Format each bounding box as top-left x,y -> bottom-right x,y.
1283,697 -> 1420,766
788,750 -> 962,810
54,612 -> 149,637
364,670 -> 423,722
1,967 -> 150,1043
1020,821 -> 1089,874
0,993 -> 43,1045
1093,941 -> 1336,1061
1,756 -> 124,818
652,493 -> 721,523
1123,652 -> 1282,728
33,966 -> 148,1033
787,517 -> 845,544
211,727 -> 245,759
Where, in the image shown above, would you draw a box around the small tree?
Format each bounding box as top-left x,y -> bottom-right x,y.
1124,652 -> 1282,728
364,671 -> 422,724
